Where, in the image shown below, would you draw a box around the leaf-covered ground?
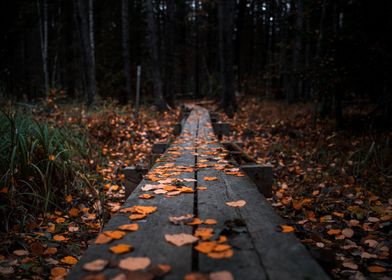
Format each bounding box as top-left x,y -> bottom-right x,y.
0,101 -> 180,279
0,98 -> 391,279
222,98 -> 392,279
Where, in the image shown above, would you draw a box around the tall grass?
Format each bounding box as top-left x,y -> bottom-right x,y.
0,110 -> 92,232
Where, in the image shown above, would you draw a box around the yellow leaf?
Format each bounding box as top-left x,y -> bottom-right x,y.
110,244 -> 133,254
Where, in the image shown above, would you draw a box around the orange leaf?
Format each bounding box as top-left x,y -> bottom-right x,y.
207,249 -> 234,259
44,247 -> 57,255
51,267 -> 67,278
204,177 -> 218,181
118,224 -> 139,232
66,195 -> 73,204
178,187 -> 194,193
103,230 -> 126,240
95,233 -> 113,244
69,208 -> 79,217
194,227 -> 214,240
129,213 -> 147,220
110,244 -> 133,254
327,229 -> 341,235
61,256 -> 78,265
213,244 -> 231,252
194,242 -> 216,254
197,186 -> 207,191
53,234 -> 67,241
203,219 -> 217,225
56,217 -> 65,223
279,225 -> 295,233
139,194 -> 154,199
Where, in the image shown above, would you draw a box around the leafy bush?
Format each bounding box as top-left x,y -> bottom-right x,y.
0,110 -> 92,232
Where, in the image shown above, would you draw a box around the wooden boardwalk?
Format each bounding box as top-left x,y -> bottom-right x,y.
67,106 -> 329,280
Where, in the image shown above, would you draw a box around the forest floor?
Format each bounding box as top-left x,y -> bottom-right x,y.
0,97 -> 391,279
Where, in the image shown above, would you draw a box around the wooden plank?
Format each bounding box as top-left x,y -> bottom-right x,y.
194,107 -> 329,280
67,111 -> 199,280
195,108 -> 267,279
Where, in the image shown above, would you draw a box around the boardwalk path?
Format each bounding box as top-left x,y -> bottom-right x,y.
67,106 -> 328,280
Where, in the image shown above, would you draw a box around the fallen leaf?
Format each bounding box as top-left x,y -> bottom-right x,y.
44,247 -> 58,255
110,244 -> 133,254
139,194 -> 154,199
154,189 -> 167,194
66,195 -> 73,203
104,230 -> 126,240
225,200 -> 246,208
327,229 -> 341,235
279,225 -> 295,233
184,272 -> 209,280
166,190 -> 181,196
95,233 -> 113,244
118,257 -> 151,271
169,214 -> 194,225
118,224 -> 139,232
83,259 -> 109,272
368,266 -> 386,273
197,186 -> 207,190
129,213 -> 147,220
342,228 -> 354,238
194,242 -> 216,254
53,234 -> 67,241
51,267 -> 67,278
194,227 -> 214,240
213,244 -> 231,252
207,249 -> 234,259
69,207 -> 79,217
61,256 -> 78,265
187,218 -> 203,226
204,177 -> 218,181
13,249 -> 29,256
203,219 -> 217,225
210,271 -> 234,280
165,233 -> 198,246
342,262 -> 358,270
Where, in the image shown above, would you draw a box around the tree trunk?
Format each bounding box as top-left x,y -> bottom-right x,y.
165,0 -> 175,105
122,0 -> 132,103
218,0 -> 237,117
146,0 -> 165,109
37,0 -> 49,96
75,0 -> 96,106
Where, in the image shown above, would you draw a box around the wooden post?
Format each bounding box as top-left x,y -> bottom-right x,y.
122,166 -> 148,199
135,65 -> 141,116
173,123 -> 182,135
213,122 -> 230,139
241,164 -> 273,198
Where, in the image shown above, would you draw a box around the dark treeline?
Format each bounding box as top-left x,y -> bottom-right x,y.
1,0 -> 391,124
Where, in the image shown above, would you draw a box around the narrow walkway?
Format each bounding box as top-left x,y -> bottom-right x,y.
67,106 -> 328,280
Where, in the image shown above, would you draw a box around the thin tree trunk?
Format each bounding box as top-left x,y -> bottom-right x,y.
75,0 -> 96,106
146,0 -> 165,109
218,0 -> 237,117
37,0 -> 49,96
122,0 -> 132,103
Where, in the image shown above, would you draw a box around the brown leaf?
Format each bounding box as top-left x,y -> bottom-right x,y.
342,228 -> 354,238
368,266 -> 386,273
83,259 -> 109,272
118,257 -> 151,271
148,264 -> 172,277
51,267 -> 67,278
69,208 -> 79,217
165,233 -> 198,246
169,214 -> 194,225
279,225 -> 295,233
13,249 -> 29,256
